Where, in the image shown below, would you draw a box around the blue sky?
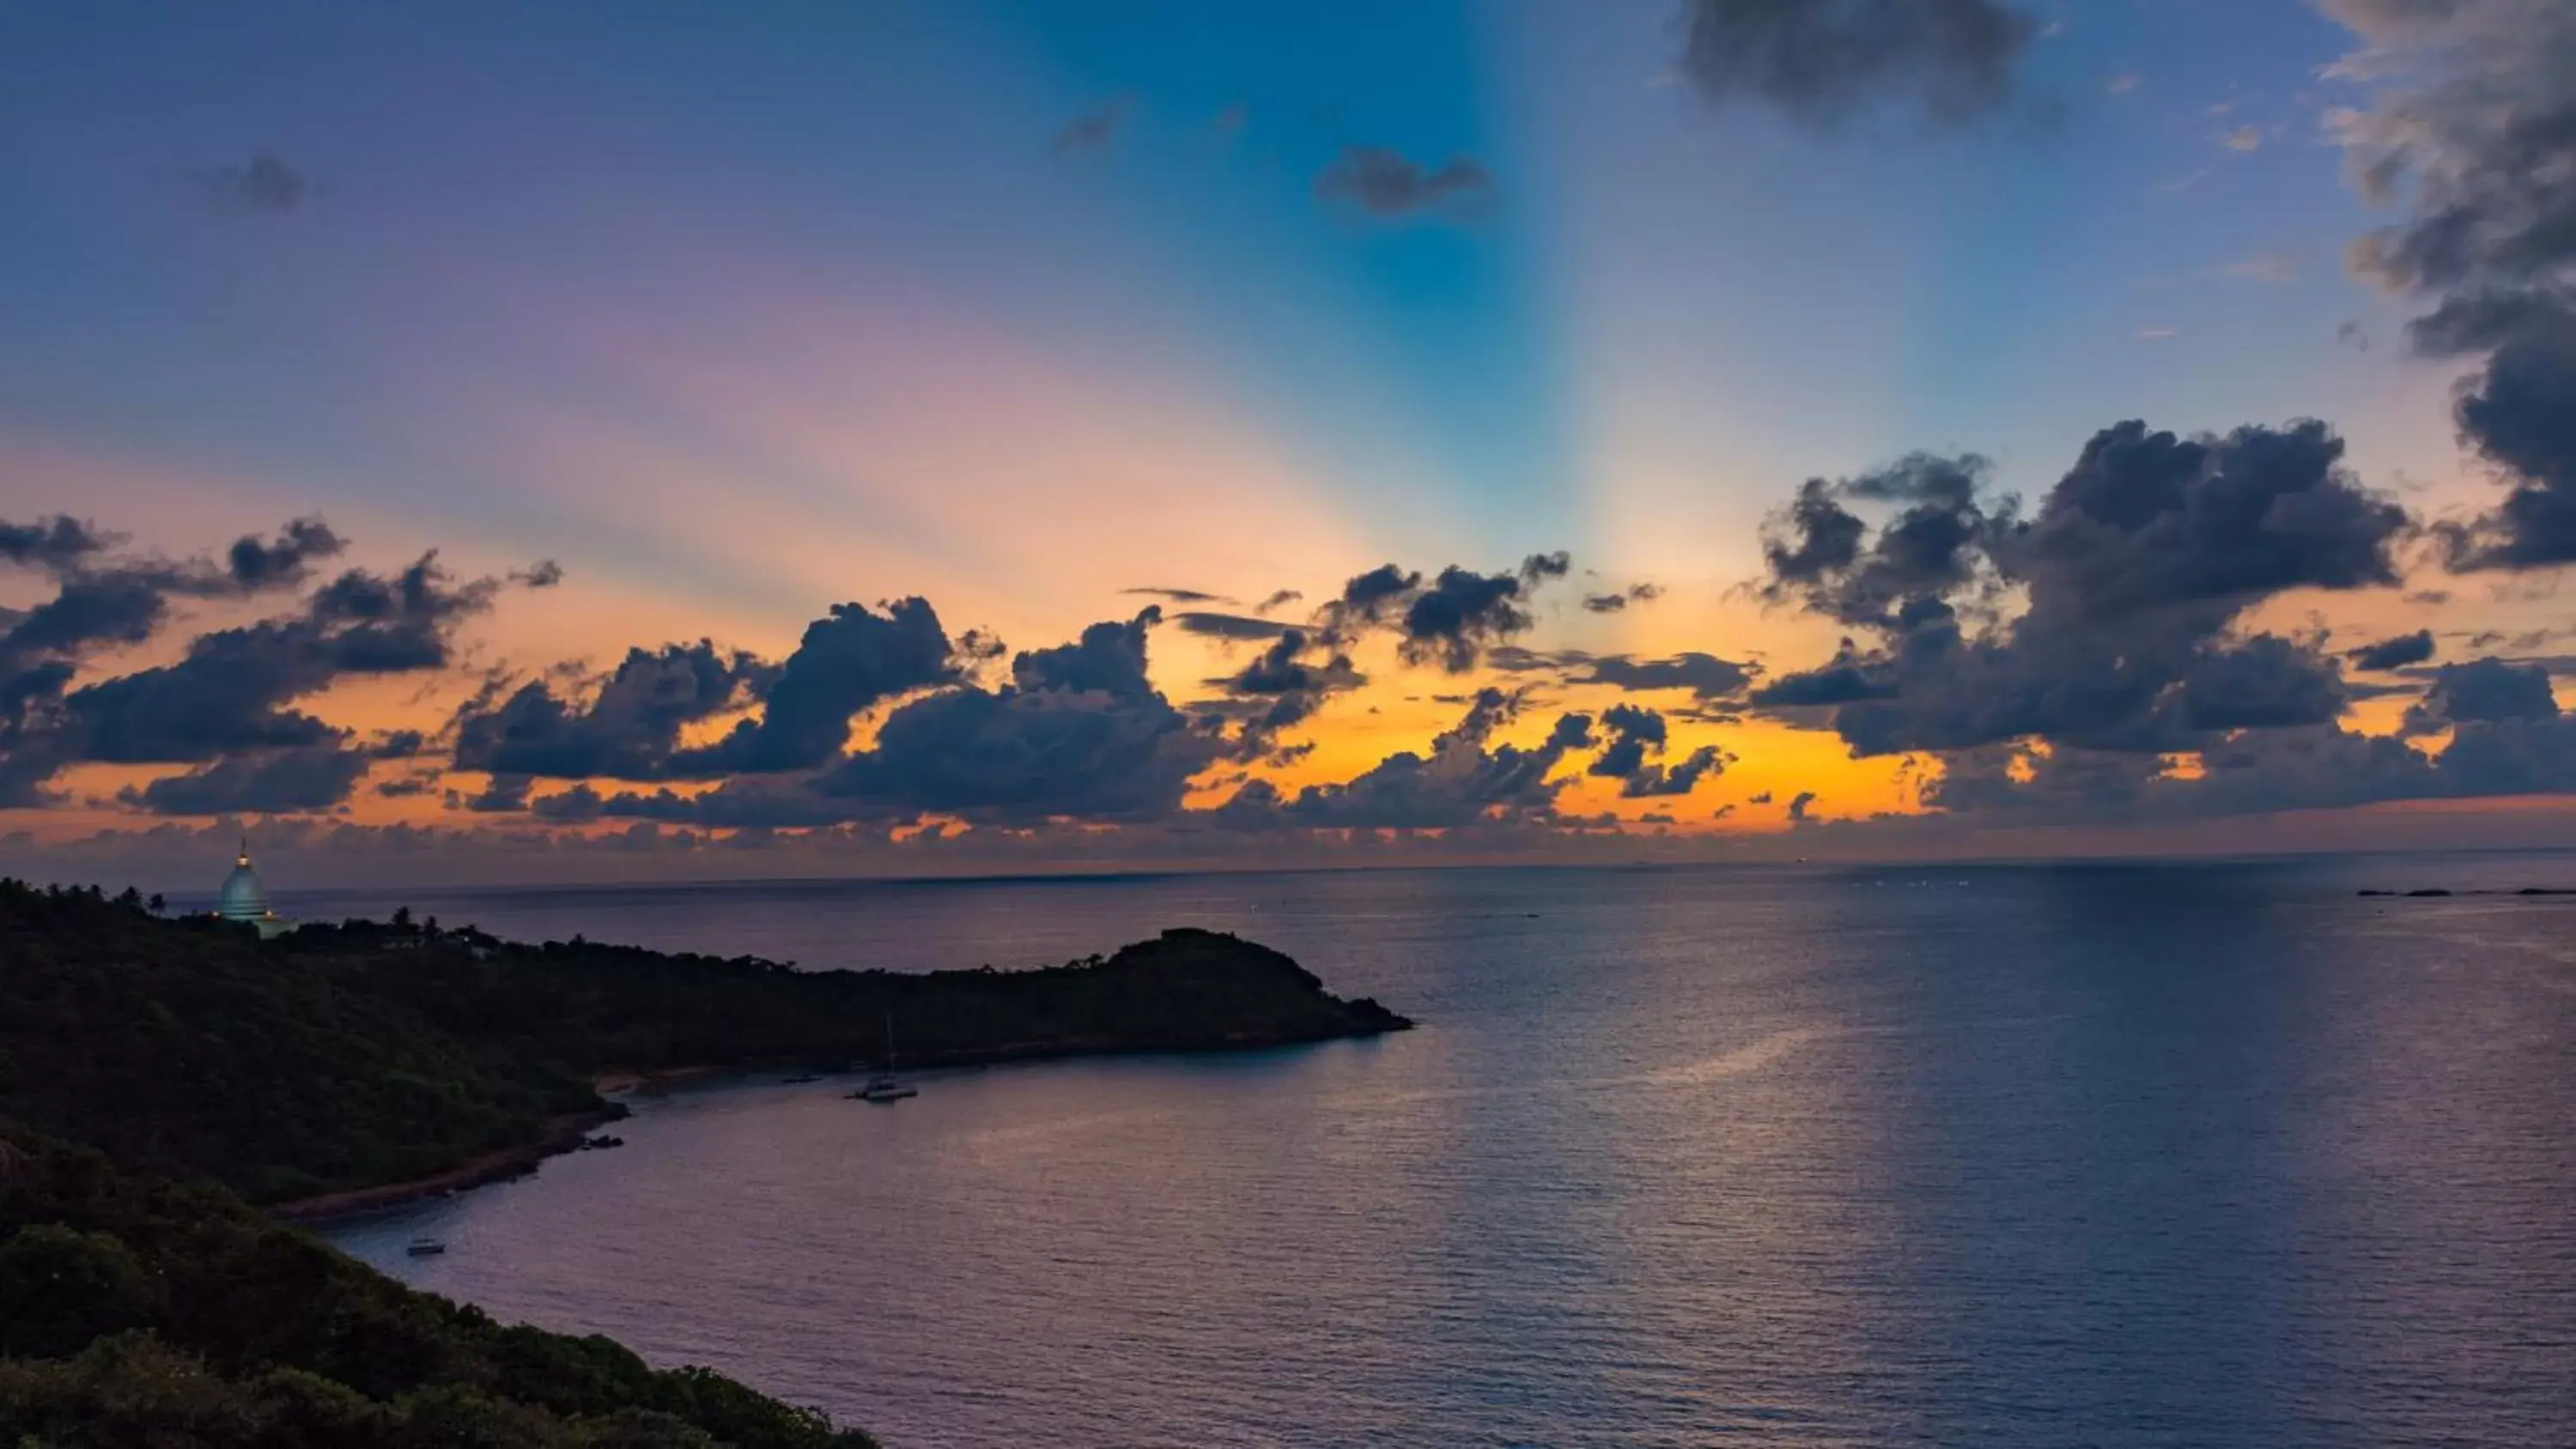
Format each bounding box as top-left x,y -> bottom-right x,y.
4,0 -> 2567,879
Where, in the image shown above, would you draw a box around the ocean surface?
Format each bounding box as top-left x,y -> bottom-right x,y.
312,858 -> 2576,1447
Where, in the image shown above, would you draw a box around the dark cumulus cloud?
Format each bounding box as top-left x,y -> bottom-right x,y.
1313,555 -> 1570,672
121,744 -> 370,816
1786,790 -> 1820,822
70,554 -> 526,767
1906,647 -> 2576,824
1582,703 -> 1730,797
2410,298 -> 2576,567
1761,452 -> 2006,628
1580,651 -> 1758,702
2006,420 -> 2403,625
2348,628 -> 2436,670
2403,656 -> 2561,732
1230,688 -> 1590,830
453,640 -> 772,780
1315,148 -> 1493,220
0,516 -> 114,572
577,609 -> 1224,829
1399,567 -> 1535,672
2329,0 -> 2576,568
0,528 -> 543,812
1583,582 -> 1663,613
1170,610 -> 1293,641
1751,419 -> 2408,758
1587,704 -> 1669,779
1211,628 -> 1367,759
0,517 -> 356,804
0,515 -> 345,670
665,599 -> 959,775
822,610 -> 1221,822
1678,0 -> 2045,131
196,151 -> 312,215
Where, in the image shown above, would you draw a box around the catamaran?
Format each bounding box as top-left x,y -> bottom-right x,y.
853,1011 -> 917,1102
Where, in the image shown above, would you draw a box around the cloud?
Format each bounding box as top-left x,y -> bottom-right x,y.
1200,628 -> 1368,761
1315,148 -> 1493,219
0,517 -> 346,676
1314,555 -> 1568,672
1053,100 -> 1130,154
2348,628 -> 2437,670
1582,582 -> 1664,613
1587,704 -> 1668,779
227,518 -> 345,589
2136,327 -> 2180,340
2411,295 -> 2576,568
1750,638 -> 1897,707
2338,319 -> 2373,352
119,745 -> 369,815
1397,566 -> 1541,671
664,599 -> 960,774
0,540 -> 543,810
1235,689 -> 1590,830
2404,655 -> 2560,732
1577,652 -> 1757,701
1675,0 -> 2044,130
1786,790 -> 1820,822
195,151 -> 311,215
807,609 -> 1223,823
1255,589 -> 1303,615
572,609 -> 1225,830
1760,452 -> 2003,628
2326,0 -> 2576,569
2219,125 -> 2263,152
452,641 -> 772,780
449,773 -> 534,814
2106,73 -> 2143,96
1122,586 -> 1231,605
1577,703 -> 1735,798
1625,746 -> 1730,797
0,517 -> 114,573
1750,418 -> 2409,757
1170,610 -> 1294,641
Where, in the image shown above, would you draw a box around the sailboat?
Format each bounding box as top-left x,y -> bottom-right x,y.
853,1010 -> 917,1103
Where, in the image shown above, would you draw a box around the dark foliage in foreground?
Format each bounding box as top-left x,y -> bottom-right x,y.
0,880 -> 1408,1204
0,1120 -> 877,1447
0,883 -> 592,1203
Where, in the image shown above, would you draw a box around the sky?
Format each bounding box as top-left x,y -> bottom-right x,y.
7,0 -> 2576,887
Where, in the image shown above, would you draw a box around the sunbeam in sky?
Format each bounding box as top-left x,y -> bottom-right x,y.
9,0 -> 2576,885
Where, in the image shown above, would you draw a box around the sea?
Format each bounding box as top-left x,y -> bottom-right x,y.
295,856 -> 2576,1448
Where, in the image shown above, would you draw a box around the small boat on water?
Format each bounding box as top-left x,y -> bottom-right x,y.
850,1011 -> 918,1103
405,1237 -> 447,1258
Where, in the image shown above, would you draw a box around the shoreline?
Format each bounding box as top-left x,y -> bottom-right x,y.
274,1016 -> 1408,1224
270,1106 -> 628,1223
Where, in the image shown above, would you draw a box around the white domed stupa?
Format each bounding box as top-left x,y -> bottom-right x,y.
216,841 -> 296,937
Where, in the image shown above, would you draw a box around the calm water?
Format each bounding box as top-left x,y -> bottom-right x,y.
320,859 -> 2576,1447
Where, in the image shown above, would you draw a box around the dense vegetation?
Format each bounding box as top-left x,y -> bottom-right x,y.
0,880 -> 1407,1204
0,1120 -> 876,1447
0,883 -> 592,1204
0,878 -> 1412,1446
